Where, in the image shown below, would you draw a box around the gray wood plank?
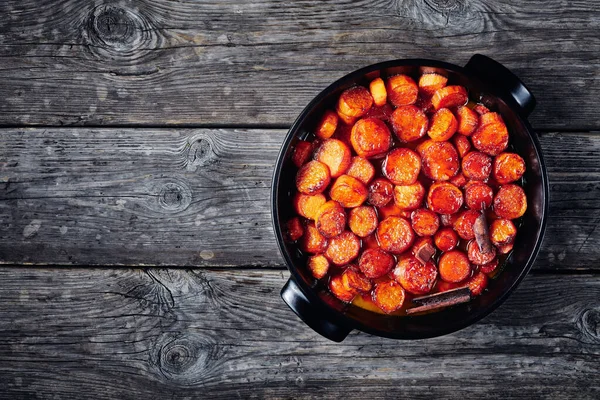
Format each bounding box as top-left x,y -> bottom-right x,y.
0,268 -> 597,399
0,0 -> 598,129
0,128 -> 598,269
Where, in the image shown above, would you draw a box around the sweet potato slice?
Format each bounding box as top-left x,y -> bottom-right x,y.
472,116 -> 509,156
453,209 -> 481,240
427,182 -> 463,214
489,218 -> 517,246
462,151 -> 492,181
314,138 -> 352,178
393,255 -> 438,295
285,217 -> 304,242
379,203 -> 412,219
359,248 -> 395,279
350,117 -> 392,158
373,280 -> 406,313
479,258 -> 499,275
390,105 -> 429,142
431,85 -> 468,110
465,271 -> 488,295
453,134 -> 472,158
348,206 -> 378,238
473,104 -> 490,115
315,200 -> 346,238
383,148 -> 421,185
300,223 -> 328,254
439,250 -> 471,283
467,239 -> 497,265
464,182 -> 494,210
450,172 -> 467,188
411,208 -> 440,236
386,74 -> 419,107
307,254 -> 330,279
369,77 -> 388,107
368,177 -> 394,207
342,267 -> 373,293
493,152 -> 526,184
494,184 -> 527,219
496,242 -> 514,254
377,216 -> 415,254
437,280 -> 460,293
337,86 -> 373,118
293,193 -> 326,220
393,182 -> 425,210
292,140 -> 313,167
337,110 -> 357,126
418,73 -> 448,96
419,140 -> 460,181
434,227 -> 459,252
329,274 -> 356,302
456,106 -> 479,136
329,175 -> 368,208
440,213 -> 460,227
479,112 -> 504,126
346,156 -> 375,184
296,160 -> 331,195
427,108 -> 458,142
316,110 -> 339,139
325,231 -> 361,266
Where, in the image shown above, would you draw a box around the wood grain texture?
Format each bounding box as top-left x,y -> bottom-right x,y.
0,128 -> 598,269
0,0 -> 598,129
0,267 -> 597,399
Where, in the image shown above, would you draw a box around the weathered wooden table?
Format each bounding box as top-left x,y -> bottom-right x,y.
0,1 -> 598,398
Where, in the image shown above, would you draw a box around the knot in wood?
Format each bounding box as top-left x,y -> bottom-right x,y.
424,0 -> 464,13
186,136 -> 214,171
91,6 -> 137,46
158,182 -> 192,213
578,308 -> 600,342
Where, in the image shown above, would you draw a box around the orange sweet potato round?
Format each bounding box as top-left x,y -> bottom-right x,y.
314,138 -> 352,178
293,193 -> 326,220
464,182 -> 494,210
390,105 -> 429,142
329,274 -> 356,302
346,156 -> 375,184
453,134 -> 472,158
393,255 -> 438,295
342,267 -> 373,293
316,110 -> 339,139
411,208 -> 440,237
348,206 -> 378,238
296,160 -> 331,195
315,200 -> 346,238
440,213 -> 460,227
431,85 -> 468,110
453,209 -> 481,240
307,254 -> 330,279
472,114 -> 509,156
369,77 -> 388,107
493,152 -> 526,184
292,140 -> 314,167
350,117 -> 392,158
359,248 -> 395,279
450,172 -> 467,188
439,250 -> 471,283
419,140 -> 460,181
418,73 -> 448,96
427,108 -> 458,142
368,177 -> 394,207
373,280 -> 406,313
496,243 -> 514,254
434,227 -> 459,252
329,175 -> 368,208
473,104 -> 490,115
325,231 -> 361,266
494,184 -> 527,219
465,271 -> 488,295
467,240 -> 497,265
386,74 -> 419,107
377,216 -> 415,254
456,106 -> 479,136
300,223 -> 328,254
479,257 -> 499,275
393,182 -> 425,211
383,148 -> 421,185
337,86 -> 373,118
489,218 -> 517,246
427,182 -> 463,214
462,151 -> 492,181
285,217 -> 304,242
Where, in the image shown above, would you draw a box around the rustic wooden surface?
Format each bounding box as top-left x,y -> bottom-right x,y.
0,0 -> 599,398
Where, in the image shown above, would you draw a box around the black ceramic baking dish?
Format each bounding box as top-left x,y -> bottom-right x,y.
271,54 -> 549,342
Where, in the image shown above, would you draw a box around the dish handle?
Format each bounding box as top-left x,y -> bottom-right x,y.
281,278 -> 352,342
464,54 -> 536,117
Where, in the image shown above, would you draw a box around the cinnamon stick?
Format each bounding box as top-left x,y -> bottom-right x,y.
473,213 -> 493,254
407,287 -> 472,315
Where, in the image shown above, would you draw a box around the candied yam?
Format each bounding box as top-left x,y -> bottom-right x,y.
431,85 -> 468,110
300,223 -> 328,254
456,106 -> 479,136
390,105 -> 429,143
480,112 -> 504,126
465,271 -> 488,295
296,160 -> 331,195
450,172 -> 467,188
393,182 -> 425,210
437,280 -> 460,292
325,231 -> 361,266
373,280 -> 406,313
285,217 -> 304,242
314,139 -> 352,178
418,73 -> 448,96
364,103 -> 394,122
342,267 -> 373,293
489,218 -> 517,246
348,206 -> 378,238
439,250 -> 471,283
386,74 -> 418,107
329,175 -> 368,208
380,203 -> 412,219
307,254 -> 329,279
316,110 -> 339,139
494,184 -> 527,219
427,108 -> 458,142
359,248 -> 395,279
337,110 -> 357,126
472,121 -> 509,156
419,140 -> 460,181
473,104 -> 490,115
377,216 -> 415,254
293,193 -> 326,220
368,177 -> 394,207
465,182 -> 494,210
411,208 -> 440,237
427,182 -> 463,214
453,134 -> 472,158
497,242 -> 514,254
494,152 -> 526,184
462,151 -> 492,181
329,274 -> 356,302
337,86 -> 373,118
434,227 -> 459,252
369,77 -> 388,107
292,140 -> 313,168
346,156 -> 375,184
383,148 -> 421,185
393,255 -> 438,295
479,258 -> 499,275
453,210 -> 481,240
350,117 -> 392,158
467,239 -> 497,265
315,200 -> 346,239
440,213 -> 460,227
